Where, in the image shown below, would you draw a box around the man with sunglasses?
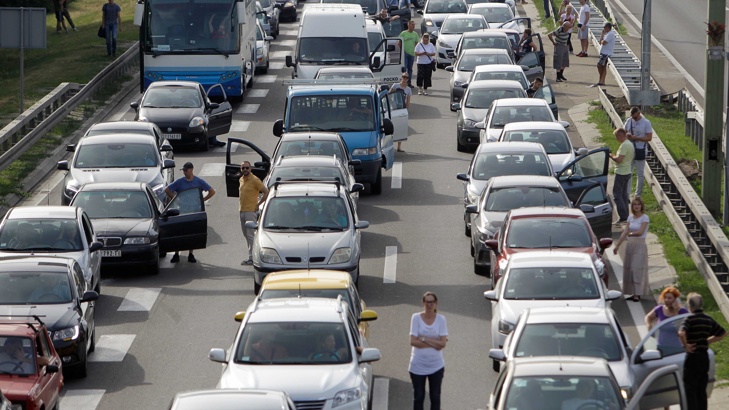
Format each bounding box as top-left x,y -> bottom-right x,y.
239,161 -> 269,265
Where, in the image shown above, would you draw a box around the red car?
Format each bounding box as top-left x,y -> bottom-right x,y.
485,206 -> 612,287
0,316 -> 63,410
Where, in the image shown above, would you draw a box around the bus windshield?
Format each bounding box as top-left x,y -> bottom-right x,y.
142,0 -> 240,54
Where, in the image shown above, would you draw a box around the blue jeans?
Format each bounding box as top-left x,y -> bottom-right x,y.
410,367 -> 444,410
404,53 -> 415,85
613,173 -> 631,221
105,23 -> 118,56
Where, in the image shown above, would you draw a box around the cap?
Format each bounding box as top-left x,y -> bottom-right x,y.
181,162 -> 194,170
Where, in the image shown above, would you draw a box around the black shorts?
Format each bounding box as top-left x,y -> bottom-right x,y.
598,54 -> 610,66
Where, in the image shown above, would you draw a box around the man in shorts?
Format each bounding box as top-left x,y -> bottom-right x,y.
593,22 -> 615,87
576,0 -> 591,57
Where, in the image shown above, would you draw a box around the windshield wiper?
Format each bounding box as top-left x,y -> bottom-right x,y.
265,225 -> 292,230
194,47 -> 230,57
290,125 -> 328,131
293,226 -> 324,231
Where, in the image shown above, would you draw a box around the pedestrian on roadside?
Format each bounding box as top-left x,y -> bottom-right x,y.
415,33 -> 436,96
526,77 -> 543,98
559,2 -> 576,53
102,0 -> 122,57
613,197 -> 650,302
399,20 -> 419,87
390,73 -> 411,152
592,22 -> 615,87
625,106 -> 653,197
409,291 -> 448,410
165,162 -> 216,263
548,21 -> 572,82
645,287 -> 689,351
61,0 -> 77,32
239,161 -> 269,265
53,0 -> 67,34
678,293 -> 727,410
576,0 -> 591,57
609,127 -> 634,224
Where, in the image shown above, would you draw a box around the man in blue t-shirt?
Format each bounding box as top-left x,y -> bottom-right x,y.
165,162 -> 216,263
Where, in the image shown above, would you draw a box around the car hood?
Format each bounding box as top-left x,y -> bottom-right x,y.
219,363 -> 360,400
89,218 -> 154,237
260,231 -> 353,262
548,152 -> 574,174
0,304 -> 78,331
477,211 -> 507,231
0,379 -> 37,399
497,298 -> 606,328
137,107 -> 203,127
462,107 -> 489,124
69,168 -> 162,186
437,33 -> 462,48
454,69 -> 471,84
466,179 -> 489,200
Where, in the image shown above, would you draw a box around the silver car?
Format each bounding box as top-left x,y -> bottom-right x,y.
475,98 -> 567,143
446,48 -> 513,106
169,389 -> 296,410
417,0 -> 468,36
498,121 -> 587,171
435,14 -> 489,66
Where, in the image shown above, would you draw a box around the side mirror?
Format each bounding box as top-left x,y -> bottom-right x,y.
520,65 -> 529,72
485,239 -> 499,253
273,119 -> 284,137
382,118 -> 395,135
234,311 -> 246,322
451,102 -> 461,111
285,55 -> 294,67
245,221 -> 259,230
66,144 -> 75,152
444,66 -> 454,72
208,348 -> 227,363
416,10 -> 423,15
474,121 -> 485,129
352,183 -> 365,193
575,147 -> 588,156
456,173 -> 469,182
265,36 -> 274,41
558,120 -> 570,128
163,209 -> 180,218
130,101 -> 139,110
461,83 -> 469,89
606,290 -> 623,301
89,241 -> 104,252
599,238 -> 613,249
162,159 -> 176,169
208,102 -> 220,110
57,160 -> 69,171
488,349 -> 506,362
81,290 -> 100,303
349,159 -> 362,166
578,204 -> 595,214
484,290 -> 498,301
359,309 -> 378,322
160,143 -> 173,152
465,204 -> 478,214
355,221 -> 369,229
359,347 -> 381,363
638,350 -> 662,363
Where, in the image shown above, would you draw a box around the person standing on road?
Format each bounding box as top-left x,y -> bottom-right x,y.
390,73 -> 411,152
625,106 -> 653,197
165,162 -> 216,263
239,161 -> 269,265
548,21 -> 572,82
400,20 -> 419,87
592,22 -> 615,87
415,33 -> 436,96
609,127 -> 634,224
613,197 -> 649,302
576,0 -> 591,57
409,291 -> 448,410
559,1 -> 576,53
678,293 -> 727,410
102,0 -> 122,57
645,287 -> 689,352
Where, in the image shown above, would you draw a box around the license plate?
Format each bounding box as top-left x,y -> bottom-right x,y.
164,133 -> 182,140
100,250 -> 122,257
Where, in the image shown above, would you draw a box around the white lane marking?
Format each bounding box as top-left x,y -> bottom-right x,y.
88,334 -> 136,362
391,162 -> 402,189
372,377 -> 389,410
236,104 -> 260,114
281,29 -> 298,36
60,389 -> 105,410
605,251 -> 649,338
118,288 -> 162,312
230,121 -> 250,132
270,62 -> 285,70
27,171 -> 66,206
199,163 -> 226,177
383,246 -> 397,284
247,89 -> 269,98
270,50 -> 290,59
279,40 -> 297,47
256,75 -> 278,83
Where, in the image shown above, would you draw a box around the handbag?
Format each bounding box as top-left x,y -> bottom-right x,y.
98,25 -> 106,39
431,60 -> 437,72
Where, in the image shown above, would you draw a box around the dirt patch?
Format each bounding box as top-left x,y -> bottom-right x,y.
677,158 -> 702,182
605,92 -> 631,114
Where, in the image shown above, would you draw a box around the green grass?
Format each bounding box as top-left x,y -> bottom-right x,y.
587,106 -> 729,382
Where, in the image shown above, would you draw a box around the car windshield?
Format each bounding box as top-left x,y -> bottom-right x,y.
0,336 -> 36,375
473,71 -> 528,88
490,106 -> 553,128
472,153 -> 552,181
298,37 -> 368,63
503,377 -> 622,410
485,187 -> 568,212
235,322 -> 351,364
506,218 -> 593,248
0,271 -> 73,304
426,0 -> 467,13
503,267 -> 599,300
470,7 -> 514,23
274,141 -> 346,162
74,143 -> 159,168
0,219 -> 83,252
465,89 -> 522,109
515,323 -> 622,361
72,191 -> 153,219
142,87 -> 202,108
458,53 -> 511,71
441,18 -> 486,34
263,197 -> 349,230
288,95 -> 375,132
504,130 -> 570,154
268,166 -> 346,187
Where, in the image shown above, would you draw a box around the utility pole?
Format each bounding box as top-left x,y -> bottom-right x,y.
703,0 -> 726,217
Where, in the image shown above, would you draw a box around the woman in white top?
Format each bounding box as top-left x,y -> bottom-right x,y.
613,196 -> 650,301
414,33 -> 436,96
409,291 -> 448,410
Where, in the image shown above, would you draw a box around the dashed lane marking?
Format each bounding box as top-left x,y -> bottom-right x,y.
383,246 -> 397,284
270,62 -> 285,70
372,377 -> 389,410
391,162 -> 402,189
279,40 -> 296,47
247,89 -> 269,98
88,334 -> 136,362
118,288 -> 162,312
236,104 -> 260,114
230,121 -> 251,132
60,389 -> 105,410
199,163 -> 226,177
270,50 -> 289,59
256,75 -> 277,83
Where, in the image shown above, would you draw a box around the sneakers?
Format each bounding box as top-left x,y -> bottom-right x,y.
241,258 -> 253,265
210,139 -> 227,147
170,253 -> 180,263
171,253 -> 196,262
188,254 -> 197,263
418,87 -> 423,95
577,52 -> 589,57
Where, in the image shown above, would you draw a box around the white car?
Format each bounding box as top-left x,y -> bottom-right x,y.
498,121 -> 587,171
417,0 -> 468,36
484,252 -> 622,350
209,297 -> 381,409
468,2 -> 522,32
435,14 -> 489,66
255,21 -> 273,73
475,98 -> 568,143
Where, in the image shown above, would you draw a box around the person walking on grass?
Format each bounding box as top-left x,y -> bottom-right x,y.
613,197 -> 650,302
102,0 -> 122,57
592,22 -> 615,87
61,0 -> 77,32
609,127 -> 634,224
548,21 -> 572,82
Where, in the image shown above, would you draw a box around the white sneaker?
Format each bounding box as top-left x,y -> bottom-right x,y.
418,87 -> 423,95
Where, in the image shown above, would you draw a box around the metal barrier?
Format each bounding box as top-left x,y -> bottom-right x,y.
678,88 -> 706,149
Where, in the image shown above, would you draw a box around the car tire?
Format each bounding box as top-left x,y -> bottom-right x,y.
149,261 -> 160,275
371,168 -> 382,195
70,344 -> 88,378
457,137 -> 467,152
261,60 -> 269,74
470,241 -> 475,257
253,280 -> 261,295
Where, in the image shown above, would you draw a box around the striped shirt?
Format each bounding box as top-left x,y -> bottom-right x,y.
680,310 -> 726,351
551,28 -> 570,46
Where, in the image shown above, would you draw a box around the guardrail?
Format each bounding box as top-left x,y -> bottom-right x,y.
678,88 -> 706,148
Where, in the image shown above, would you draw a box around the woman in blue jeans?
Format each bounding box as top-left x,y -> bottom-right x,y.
409,291 -> 448,410
102,0 -> 122,57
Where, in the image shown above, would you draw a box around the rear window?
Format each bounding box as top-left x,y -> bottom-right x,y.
485,186 -> 568,211
515,323 -> 622,361
472,153 -> 551,180
503,267 -> 599,300
465,89 -> 522,109
506,217 -> 593,248
502,130 -> 570,154
490,105 -> 553,127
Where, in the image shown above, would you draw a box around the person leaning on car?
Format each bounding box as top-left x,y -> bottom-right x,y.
238,161 -> 269,265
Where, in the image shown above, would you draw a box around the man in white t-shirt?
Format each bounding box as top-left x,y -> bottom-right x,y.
593,22 -> 615,87
576,0 -> 591,57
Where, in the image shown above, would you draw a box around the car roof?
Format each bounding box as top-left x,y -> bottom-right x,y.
472,2 -> 510,9
507,251 -> 595,269
248,298 -> 345,323
273,182 -> 347,197
316,67 -> 375,74
7,205 -> 79,220
508,206 -> 586,218
462,48 -> 509,56
0,322 -> 43,339
508,356 -> 613,378
444,14 -> 487,21
488,175 -> 561,189
0,255 -> 74,271
289,84 -> 378,94
87,121 -> 157,132
473,64 -> 525,73
147,81 -> 200,89
475,141 -> 549,154
77,182 -> 147,192
172,389 -> 292,409
502,121 -> 567,131
79,133 -> 157,145
466,80 -> 524,90
262,270 -> 353,290
279,132 -> 345,142
524,307 -> 612,325
492,98 -> 550,107
463,30 -> 510,39
275,155 -> 342,168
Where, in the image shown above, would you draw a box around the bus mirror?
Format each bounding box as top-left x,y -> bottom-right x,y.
237,4 -> 246,23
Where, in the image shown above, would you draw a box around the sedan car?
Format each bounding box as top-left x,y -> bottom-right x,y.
69,182 -> 208,274
417,0 -> 468,36
446,48 -> 513,105
475,97 -> 565,143
0,206 -> 103,293
452,30 -> 515,63
490,307 -> 711,409
57,133 -> 175,205
498,121 -> 587,171
275,0 -> 297,23
435,14 -> 489,66
0,256 -> 98,378
255,20 -> 273,74
257,0 -> 280,37
169,389 -> 296,410
130,80 -> 232,151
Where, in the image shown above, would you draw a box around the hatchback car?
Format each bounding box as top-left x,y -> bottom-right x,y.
475,98 -> 566,143
435,14 -> 489,66
417,0 -> 468,36
468,2 -> 523,32
452,30 -> 515,63
209,297 -> 381,410
130,81 -> 233,151
57,133 -> 175,205
0,256 -> 98,378
446,48 -> 513,104
276,0 -> 297,22
490,307 -> 712,409
0,206 -> 103,293
169,389 -> 296,410
69,182 -> 209,275
0,317 -> 63,410
498,121 -> 587,171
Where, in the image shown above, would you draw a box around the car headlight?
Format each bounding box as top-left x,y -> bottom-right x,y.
53,325 -> 80,342
437,39 -> 450,48
498,320 -> 515,335
329,247 -> 352,264
594,258 -> 606,277
65,184 -> 80,199
260,248 -> 282,264
332,387 -> 362,408
189,117 -> 204,128
453,81 -> 465,87
463,118 -> 477,128
124,237 -> 150,245
138,116 -> 149,122
424,19 -> 433,27
621,386 -> 632,400
352,147 -> 377,156
256,47 -> 263,58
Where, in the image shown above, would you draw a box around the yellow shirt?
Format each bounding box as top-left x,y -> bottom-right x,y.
239,174 -> 264,212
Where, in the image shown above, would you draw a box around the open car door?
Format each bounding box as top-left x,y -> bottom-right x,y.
370,38 -> 404,83
575,182 -> 613,240
497,17 -> 531,34
557,147 -> 610,203
515,33 -> 545,82
207,83 -> 233,137
225,137 -> 271,197
159,188 -> 208,252
387,89 -> 409,142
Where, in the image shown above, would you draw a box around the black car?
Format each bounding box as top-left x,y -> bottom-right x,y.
275,0 -> 297,23
130,81 -> 233,151
0,256 -> 99,378
69,182 -> 208,274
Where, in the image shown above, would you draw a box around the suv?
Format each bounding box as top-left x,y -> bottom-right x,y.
245,181 -> 369,294
209,297 -> 381,410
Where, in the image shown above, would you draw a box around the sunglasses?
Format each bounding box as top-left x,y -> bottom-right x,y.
423,299 -> 436,304
240,166 -> 250,170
